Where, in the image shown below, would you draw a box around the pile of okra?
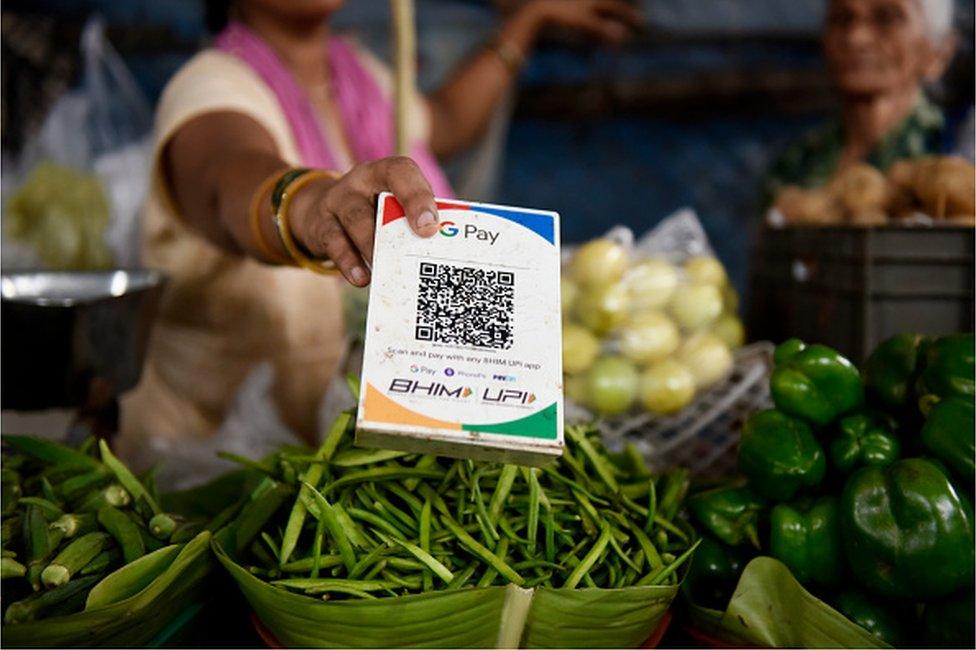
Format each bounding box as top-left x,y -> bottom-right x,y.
1,436 -> 202,624
233,415 -> 698,599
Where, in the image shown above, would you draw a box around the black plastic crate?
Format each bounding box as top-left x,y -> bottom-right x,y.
749,225 -> 975,361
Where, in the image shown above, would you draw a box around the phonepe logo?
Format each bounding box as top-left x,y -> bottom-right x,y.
438,221 -> 499,245
390,379 -> 473,399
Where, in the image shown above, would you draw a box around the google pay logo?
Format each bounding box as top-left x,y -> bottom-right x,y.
439,221 -> 459,237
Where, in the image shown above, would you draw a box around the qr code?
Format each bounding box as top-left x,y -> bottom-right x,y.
416,262 -> 514,350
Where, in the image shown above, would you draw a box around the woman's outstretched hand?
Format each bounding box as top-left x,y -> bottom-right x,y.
527,0 -> 642,45
290,156 -> 440,287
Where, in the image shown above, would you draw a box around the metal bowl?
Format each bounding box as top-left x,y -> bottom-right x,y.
2,270 -> 166,410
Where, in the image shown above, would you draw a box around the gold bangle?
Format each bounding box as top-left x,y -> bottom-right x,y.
250,171 -> 292,265
488,38 -> 525,75
275,169 -> 343,276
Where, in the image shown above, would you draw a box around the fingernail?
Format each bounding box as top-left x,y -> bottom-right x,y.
350,266 -> 369,285
417,210 -> 438,230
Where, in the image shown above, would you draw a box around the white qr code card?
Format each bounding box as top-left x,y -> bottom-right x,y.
356,193 -> 564,466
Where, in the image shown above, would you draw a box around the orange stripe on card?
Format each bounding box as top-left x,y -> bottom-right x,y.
362,384 -> 461,430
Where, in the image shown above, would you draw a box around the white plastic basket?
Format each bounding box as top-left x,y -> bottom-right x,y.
567,342 -> 774,477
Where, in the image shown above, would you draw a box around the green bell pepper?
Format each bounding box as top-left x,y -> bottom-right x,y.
840,457 -> 975,600
922,590 -> 975,648
920,396 -> 975,483
915,333 -> 975,410
687,485 -> 765,549
738,409 -> 826,500
769,496 -> 842,587
862,333 -> 928,413
833,590 -> 907,648
830,413 -> 900,474
682,535 -> 749,610
771,339 -> 864,426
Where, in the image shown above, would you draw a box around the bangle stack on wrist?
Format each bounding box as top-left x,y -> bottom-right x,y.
250,167 -> 342,275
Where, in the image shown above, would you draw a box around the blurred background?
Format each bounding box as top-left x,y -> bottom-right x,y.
2,0 -> 974,298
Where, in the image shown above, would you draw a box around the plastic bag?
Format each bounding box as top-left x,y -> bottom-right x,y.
563,208 -> 743,419
2,17 -> 152,271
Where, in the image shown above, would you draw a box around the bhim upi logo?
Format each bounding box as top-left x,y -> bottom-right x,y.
439,221 -> 459,237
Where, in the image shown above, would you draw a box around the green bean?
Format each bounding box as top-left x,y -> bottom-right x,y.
383,483 -> 424,517
524,468 -> 541,552
273,577 -> 396,593
417,499 -> 434,591
303,482 -> 356,572
380,569 -> 422,590
440,515 -> 523,586
607,531 -> 641,573
348,544 -> 389,580
362,559 -> 388,581
637,539 -> 700,586
324,467 -> 443,496
345,507 -> 407,541
446,564 -> 477,590
646,480 -> 657,533
386,536 -> 453,584
331,448 -> 409,467
653,515 -> 690,543
279,555 -> 343,573
404,455 -> 439,490
280,413 -> 350,565
235,479 -> 291,555
563,524 -> 612,589
568,426 -> 619,493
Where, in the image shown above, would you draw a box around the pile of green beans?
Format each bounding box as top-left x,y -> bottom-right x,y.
231,414 -> 698,600
1,436 -> 205,624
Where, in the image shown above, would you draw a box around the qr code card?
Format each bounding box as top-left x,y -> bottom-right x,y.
356,193 -> 563,465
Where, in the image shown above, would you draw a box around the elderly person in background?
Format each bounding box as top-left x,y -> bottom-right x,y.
765,0 -> 958,201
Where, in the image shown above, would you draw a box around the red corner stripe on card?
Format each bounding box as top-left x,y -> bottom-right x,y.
382,195 -> 406,224
382,196 -> 471,226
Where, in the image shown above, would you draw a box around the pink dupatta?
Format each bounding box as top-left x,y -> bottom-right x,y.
215,21 -> 453,197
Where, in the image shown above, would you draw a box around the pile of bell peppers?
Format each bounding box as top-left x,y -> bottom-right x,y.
685,334 -> 975,648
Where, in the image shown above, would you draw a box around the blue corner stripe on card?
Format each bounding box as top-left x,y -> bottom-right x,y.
474,206 -> 555,245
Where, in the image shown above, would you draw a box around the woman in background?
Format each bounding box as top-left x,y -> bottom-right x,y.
119,0 -> 639,470
765,0 -> 957,200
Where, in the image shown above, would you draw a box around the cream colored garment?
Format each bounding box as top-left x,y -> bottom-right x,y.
119,46 -> 429,464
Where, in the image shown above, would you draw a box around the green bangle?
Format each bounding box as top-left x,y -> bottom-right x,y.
271,168 -> 311,214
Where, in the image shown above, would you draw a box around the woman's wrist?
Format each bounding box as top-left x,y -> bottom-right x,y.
283,172 -> 339,257
497,0 -> 549,59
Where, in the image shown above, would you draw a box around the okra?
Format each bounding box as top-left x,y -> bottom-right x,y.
2,556 -> 26,578
18,497 -> 63,521
40,532 -> 111,588
79,548 -> 121,576
4,436 -> 100,469
4,576 -> 100,624
78,484 -> 131,512
148,513 -> 177,540
50,513 -> 97,539
99,440 -> 159,517
98,506 -> 145,563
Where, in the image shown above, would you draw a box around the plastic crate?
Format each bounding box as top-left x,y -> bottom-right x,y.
569,342 -> 773,477
749,225 -> 975,362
